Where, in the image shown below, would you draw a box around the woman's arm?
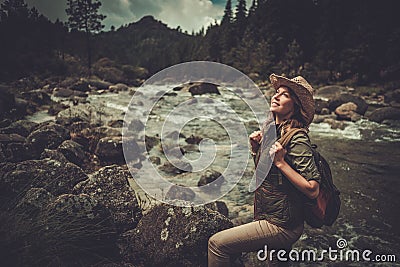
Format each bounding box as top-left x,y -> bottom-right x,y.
270,141 -> 319,199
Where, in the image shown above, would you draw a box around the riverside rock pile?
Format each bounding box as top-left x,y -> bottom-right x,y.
0,79 -> 234,266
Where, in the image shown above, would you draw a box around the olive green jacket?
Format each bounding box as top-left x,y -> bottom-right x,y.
254,125 -> 321,229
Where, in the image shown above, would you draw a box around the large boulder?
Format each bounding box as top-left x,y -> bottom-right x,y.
334,102 -> 362,121
367,107 -> 400,123
0,159 -> 88,201
384,88 -> 400,104
57,139 -> 87,167
73,165 -> 142,233
56,104 -> 93,126
2,141 -> 34,162
94,136 -> 123,162
0,120 -> 38,137
26,122 -> 70,155
314,98 -> 330,115
20,89 -> 52,107
119,204 -> 233,266
328,93 -> 368,115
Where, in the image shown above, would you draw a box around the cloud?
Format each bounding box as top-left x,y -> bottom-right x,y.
102,0 -> 224,32
12,0 -> 255,33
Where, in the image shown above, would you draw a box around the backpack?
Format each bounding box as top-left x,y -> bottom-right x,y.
279,128 -> 341,228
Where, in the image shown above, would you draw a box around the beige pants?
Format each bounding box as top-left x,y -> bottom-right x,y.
208,220 -> 303,267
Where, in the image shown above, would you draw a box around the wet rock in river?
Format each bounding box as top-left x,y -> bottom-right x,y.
73,165 -> 142,233
159,159 -> 193,174
188,82 -> 220,96
198,169 -> 225,192
384,88 -> 400,104
328,93 -> 368,115
367,107 -> 400,123
165,184 -> 196,201
314,98 -> 329,115
334,102 -> 361,121
119,204 -> 233,266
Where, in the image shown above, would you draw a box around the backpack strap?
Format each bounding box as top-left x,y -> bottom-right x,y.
278,128 -> 307,148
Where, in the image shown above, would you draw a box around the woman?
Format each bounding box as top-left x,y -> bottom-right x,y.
208,74 -> 321,267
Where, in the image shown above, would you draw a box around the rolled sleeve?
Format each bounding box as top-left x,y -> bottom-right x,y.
286,132 -> 321,183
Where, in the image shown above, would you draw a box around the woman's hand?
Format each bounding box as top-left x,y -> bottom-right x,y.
269,141 -> 287,167
249,130 -> 262,154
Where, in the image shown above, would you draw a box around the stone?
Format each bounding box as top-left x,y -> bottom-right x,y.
205,201 -> 229,218
0,133 -> 26,144
0,120 -> 38,137
185,134 -> 203,145
165,184 -> 196,201
3,142 -> 34,162
314,98 -> 329,115
73,165 -> 142,233
334,102 -> 360,120
119,204 -> 233,266
159,159 -> 193,174
384,88 -> 400,104
367,107 -> 400,123
328,93 -> 368,115
198,169 -> 225,192
40,149 -> 69,163
108,119 -> 124,128
188,82 -> 220,96
323,118 -> 346,130
20,89 -> 52,106
0,159 -> 88,200
53,87 -> 74,98
57,139 -> 87,167
109,83 -> 129,92
95,136 -> 124,162
26,122 -> 70,155
56,104 -> 93,126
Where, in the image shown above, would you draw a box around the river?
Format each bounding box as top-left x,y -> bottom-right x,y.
27,84 -> 400,266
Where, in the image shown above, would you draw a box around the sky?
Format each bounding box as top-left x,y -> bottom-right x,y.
5,0 -> 254,33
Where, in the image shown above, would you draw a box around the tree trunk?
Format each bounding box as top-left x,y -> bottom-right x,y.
86,30 -> 92,77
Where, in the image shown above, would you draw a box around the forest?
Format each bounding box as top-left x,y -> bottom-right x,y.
0,0 -> 399,88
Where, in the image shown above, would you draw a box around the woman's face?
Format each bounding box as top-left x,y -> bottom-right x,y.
270,86 -> 295,118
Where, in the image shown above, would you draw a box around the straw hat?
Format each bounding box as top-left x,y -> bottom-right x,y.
269,74 -> 315,126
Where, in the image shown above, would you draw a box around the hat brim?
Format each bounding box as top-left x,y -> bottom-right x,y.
269,74 -> 315,126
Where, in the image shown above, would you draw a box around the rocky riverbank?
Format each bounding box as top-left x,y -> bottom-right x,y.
1,76 -> 400,266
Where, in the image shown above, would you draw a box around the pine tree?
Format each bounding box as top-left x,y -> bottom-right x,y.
234,0 -> 247,26
66,0 -> 106,75
248,0 -> 257,17
221,0 -> 233,25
